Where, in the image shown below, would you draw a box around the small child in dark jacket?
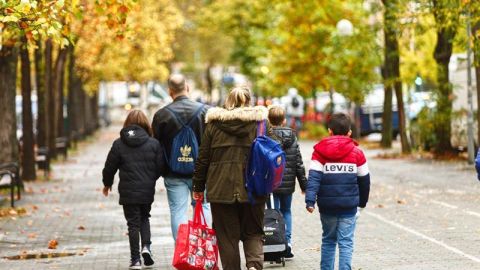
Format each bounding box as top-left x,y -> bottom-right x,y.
102,110 -> 165,270
305,113 -> 370,270
268,105 -> 307,258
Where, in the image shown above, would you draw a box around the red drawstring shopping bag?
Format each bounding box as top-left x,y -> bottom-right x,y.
173,200 -> 219,270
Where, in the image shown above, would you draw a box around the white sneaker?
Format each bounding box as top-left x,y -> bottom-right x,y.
248,268 -> 257,270
141,246 -> 155,268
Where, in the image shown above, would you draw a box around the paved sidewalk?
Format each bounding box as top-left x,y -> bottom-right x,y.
1,126 -> 480,269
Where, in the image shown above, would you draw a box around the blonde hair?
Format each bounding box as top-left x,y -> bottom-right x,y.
268,105 -> 286,126
123,109 -> 153,136
224,87 -> 251,110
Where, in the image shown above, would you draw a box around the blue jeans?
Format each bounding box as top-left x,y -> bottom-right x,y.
272,194 -> 293,244
320,214 -> 356,270
164,177 -> 211,241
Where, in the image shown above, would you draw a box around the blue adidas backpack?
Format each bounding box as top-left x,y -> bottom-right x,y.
165,105 -> 204,175
245,120 -> 286,202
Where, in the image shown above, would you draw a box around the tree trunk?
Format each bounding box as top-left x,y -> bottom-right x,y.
84,91 -> 93,135
35,40 -> 48,149
67,45 -> 77,140
0,46 -> 19,164
395,81 -> 411,153
54,48 -> 68,139
46,39 -> 56,158
473,23 -> 480,147
433,28 -> 455,154
91,93 -> 99,131
205,61 -> 214,97
381,0 -> 396,148
20,37 -> 37,181
78,83 -> 86,137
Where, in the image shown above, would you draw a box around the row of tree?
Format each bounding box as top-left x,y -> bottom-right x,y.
380,0 -> 480,155
0,0 -> 182,181
175,0 -> 480,155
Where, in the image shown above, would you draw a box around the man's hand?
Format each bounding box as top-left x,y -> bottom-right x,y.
193,192 -> 204,201
103,186 -> 112,197
306,207 -> 315,213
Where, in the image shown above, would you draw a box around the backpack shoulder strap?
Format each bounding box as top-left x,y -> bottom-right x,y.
256,120 -> 267,137
186,104 -> 205,126
165,106 -> 186,127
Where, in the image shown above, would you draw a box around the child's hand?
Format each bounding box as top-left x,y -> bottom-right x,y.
193,192 -> 204,201
306,207 -> 315,213
103,186 -> 112,197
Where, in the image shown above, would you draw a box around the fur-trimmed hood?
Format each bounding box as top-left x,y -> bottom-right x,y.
205,106 -> 268,137
205,106 -> 268,123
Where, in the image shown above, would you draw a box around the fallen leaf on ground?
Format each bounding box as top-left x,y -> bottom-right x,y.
78,225 -> 86,230
27,220 -> 33,226
376,204 -> 385,208
48,239 -> 58,249
32,205 -> 39,211
28,233 -> 37,239
397,200 -> 407,204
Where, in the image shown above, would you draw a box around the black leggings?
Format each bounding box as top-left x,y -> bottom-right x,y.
123,204 -> 152,260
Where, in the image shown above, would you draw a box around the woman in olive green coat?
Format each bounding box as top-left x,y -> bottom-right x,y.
193,87 -> 272,270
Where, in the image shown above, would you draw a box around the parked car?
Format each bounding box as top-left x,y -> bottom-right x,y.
359,84 -> 399,136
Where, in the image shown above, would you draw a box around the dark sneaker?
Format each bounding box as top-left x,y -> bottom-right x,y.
129,259 -> 142,270
142,247 -> 155,268
285,245 -> 294,259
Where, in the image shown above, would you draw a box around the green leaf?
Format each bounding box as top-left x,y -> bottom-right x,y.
2,15 -> 19,23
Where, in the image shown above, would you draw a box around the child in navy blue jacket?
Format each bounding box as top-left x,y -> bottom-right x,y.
305,113 -> 370,270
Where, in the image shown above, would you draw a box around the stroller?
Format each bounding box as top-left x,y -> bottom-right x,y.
263,194 -> 287,267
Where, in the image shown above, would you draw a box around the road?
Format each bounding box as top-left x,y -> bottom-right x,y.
0,126 -> 479,269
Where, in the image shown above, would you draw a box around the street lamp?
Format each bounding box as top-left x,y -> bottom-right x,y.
330,19 -> 354,115
336,19 -> 354,37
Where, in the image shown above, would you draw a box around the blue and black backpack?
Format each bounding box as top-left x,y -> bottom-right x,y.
165,105 -> 204,175
245,120 -> 286,202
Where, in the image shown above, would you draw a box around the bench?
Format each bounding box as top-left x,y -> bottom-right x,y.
36,147 -> 50,179
55,137 -> 69,160
0,162 -> 21,207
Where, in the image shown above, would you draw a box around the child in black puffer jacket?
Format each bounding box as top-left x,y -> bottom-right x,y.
268,105 -> 307,259
102,110 -> 165,270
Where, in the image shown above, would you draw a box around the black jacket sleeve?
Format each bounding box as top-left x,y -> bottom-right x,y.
192,124 -> 213,192
151,112 -> 163,143
155,142 -> 167,179
294,141 -> 307,192
358,174 -> 370,208
102,141 -> 121,187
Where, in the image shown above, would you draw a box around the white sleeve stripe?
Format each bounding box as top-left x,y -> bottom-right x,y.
310,160 -> 324,172
357,163 -> 369,177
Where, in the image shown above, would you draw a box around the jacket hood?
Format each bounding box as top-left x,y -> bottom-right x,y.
120,125 -> 150,147
314,136 -> 357,161
206,106 -> 268,137
273,127 -> 296,148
